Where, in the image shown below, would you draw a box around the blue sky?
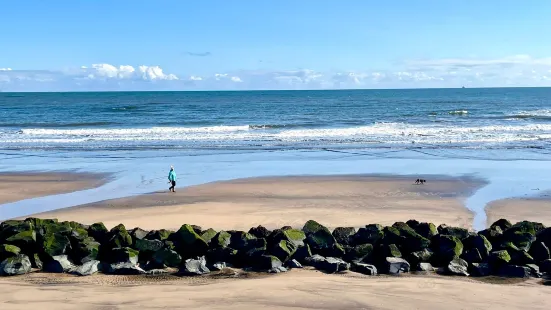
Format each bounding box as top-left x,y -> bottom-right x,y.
2,0 -> 551,91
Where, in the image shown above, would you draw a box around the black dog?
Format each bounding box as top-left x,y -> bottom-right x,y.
415,179 -> 427,185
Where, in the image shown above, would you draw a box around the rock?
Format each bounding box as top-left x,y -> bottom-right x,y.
461,248 -> 483,265
70,260 -> 100,276
430,235 -> 463,266
107,224 -> 132,249
152,248 -> 182,268
526,264 -> 541,277
463,234 -> 492,258
200,229 -> 218,244
489,250 -> 511,267
145,229 -> 173,241
497,265 -> 531,278
446,257 -> 469,276
509,248 -> 534,265
406,219 -> 420,230
353,224 -> 385,245
285,259 -> 303,269
106,262 -> 145,275
407,248 -> 433,266
529,242 -> 550,263
377,244 -> 402,260
146,269 -> 170,275
30,253 -> 43,269
87,222 -> 109,244
111,247 -> 139,264
312,257 -> 350,273
380,226 -> 404,246
209,262 -> 227,271
281,229 -> 307,248
385,257 -> 410,274
71,237 -> 100,264
438,226 -> 470,240
251,255 -> 283,271
271,240 -> 297,262
479,226 -> 503,244
413,222 -> 438,239
351,261 -> 377,275
190,225 -> 203,235
4,227 -> 36,252
180,256 -> 210,275
540,259 -> 551,273
332,227 -> 356,246
40,231 -> 71,260
392,222 -> 431,253
0,254 -> 32,276
135,238 -> 164,253
229,231 -> 259,250
490,219 -> 513,231
268,266 -> 288,273
417,262 -> 435,272
345,243 -> 374,262
210,231 -> 232,248
304,254 -> 326,266
169,224 -> 209,258
206,248 -> 239,266
43,255 -> 75,273
303,220 -> 331,236
248,225 -> 271,239
470,263 -> 491,277
130,227 -> 148,241
0,244 -> 21,261
305,227 -> 340,256
291,244 -> 312,263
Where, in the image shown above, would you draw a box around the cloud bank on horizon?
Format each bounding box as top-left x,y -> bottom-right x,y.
1,55 -> 551,92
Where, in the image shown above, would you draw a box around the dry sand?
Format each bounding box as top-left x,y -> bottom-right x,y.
35,175 -> 482,230
3,174 -> 550,309
487,196 -> 551,226
0,172 -> 108,205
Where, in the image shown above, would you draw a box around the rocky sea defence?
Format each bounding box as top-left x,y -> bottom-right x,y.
1,218 -> 550,281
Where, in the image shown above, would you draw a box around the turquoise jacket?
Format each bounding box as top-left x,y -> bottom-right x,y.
168,170 -> 176,182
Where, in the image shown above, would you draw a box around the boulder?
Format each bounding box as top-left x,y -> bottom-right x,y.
70,260 -> 100,276
281,229 -> 307,248
344,243 -> 374,262
130,227 -> 148,242
107,224 -> 132,249
111,247 -> 139,264
210,262 -> 227,271
248,225 -> 271,239
134,238 -> 164,253
200,229 -> 218,244
251,255 -> 283,271
145,229 -> 173,241
87,222 -> 109,244
380,226 -> 404,246
529,242 -> 550,263
377,244 -> 402,259
206,248 -> 239,266
305,227 -> 342,257
169,224 -> 209,258
268,266 -> 288,273
438,226 -> 470,240
332,227 -> 356,246
70,237 -> 100,265
43,255 -> 75,273
463,234 -> 492,258
152,248 -> 182,268
106,262 -> 145,275
430,235 -> 463,266
385,257 -> 410,274
497,265 -> 531,278
229,231 -> 259,251
525,264 -> 541,277
460,248 -> 483,265
31,253 -> 43,269
417,262 -> 435,272
0,254 -> 32,276
271,240 -> 297,262
407,248 -> 433,266
479,226 -> 503,244
509,248 -> 534,266
351,262 -> 377,275
210,231 -> 232,248
470,263 -> 491,277
312,257 -> 350,273
180,256 -> 210,275
392,222 -> 431,253
0,244 -> 21,261
490,219 -> 512,231
40,232 -> 71,260
290,244 -> 312,263
285,259 -> 303,269
446,257 -> 469,276
489,250 -> 511,268
303,220 -> 331,236
4,226 -> 36,252
304,254 -> 326,266
540,259 -> 551,273
413,222 -> 438,239
353,224 -> 384,245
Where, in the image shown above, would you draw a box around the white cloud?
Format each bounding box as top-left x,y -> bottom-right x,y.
2,56 -> 551,91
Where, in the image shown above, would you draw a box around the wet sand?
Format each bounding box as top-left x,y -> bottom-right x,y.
486,195 -> 551,226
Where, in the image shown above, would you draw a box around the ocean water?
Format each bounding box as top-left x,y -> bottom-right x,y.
1,88 -> 551,152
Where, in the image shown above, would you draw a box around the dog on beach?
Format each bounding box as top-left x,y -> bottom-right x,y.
414,179 -> 426,185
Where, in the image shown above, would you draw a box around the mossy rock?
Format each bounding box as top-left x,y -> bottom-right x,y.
380,226 -> 404,246
248,225 -> 271,239
430,235 -> 463,266
0,254 -> 32,276
169,224 -> 209,258
271,240 -> 297,262
283,229 -> 307,247
506,221 -> 544,237
134,238 -> 164,253
71,237 -> 100,264
502,231 -> 536,251
344,243 -> 374,262
107,224 -> 133,249
152,248 -> 182,268
200,228 -> 218,244
111,247 -> 139,264
438,226 -> 470,240
332,227 -> 356,246
251,255 -> 283,271
30,253 -> 43,269
87,222 -> 109,244
229,231 -> 257,250
379,244 -> 402,258
130,227 -> 149,241
479,226 -> 503,244
490,219 -> 512,231
210,231 -> 232,248
353,224 -> 384,245
0,244 -> 21,261
206,247 -> 239,266
291,244 -> 312,263
406,248 -> 433,266
302,220 -> 331,236
0,221 -> 36,251
529,241 -> 550,263
306,229 -> 337,252
413,222 -> 438,239
460,248 -> 483,265
508,248 -> 534,265
392,222 -> 431,253
489,250 -> 511,267
145,229 -> 173,241
40,232 -> 71,259
463,234 -> 492,258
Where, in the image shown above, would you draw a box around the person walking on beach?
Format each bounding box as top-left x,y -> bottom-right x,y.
168,166 -> 177,192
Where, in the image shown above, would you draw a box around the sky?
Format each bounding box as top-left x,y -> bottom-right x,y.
1,0 -> 551,91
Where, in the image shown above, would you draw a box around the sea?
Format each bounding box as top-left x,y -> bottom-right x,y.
1,88 -> 551,229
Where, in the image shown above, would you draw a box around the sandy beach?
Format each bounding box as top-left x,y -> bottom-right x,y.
487,196 -> 551,226
0,172 -> 108,205
34,175 -> 483,230
1,173 -> 550,310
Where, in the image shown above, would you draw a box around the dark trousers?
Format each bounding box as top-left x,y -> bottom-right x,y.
169,180 -> 176,192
